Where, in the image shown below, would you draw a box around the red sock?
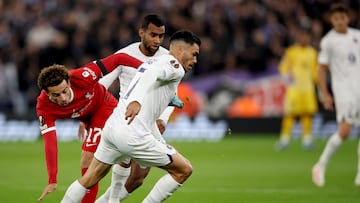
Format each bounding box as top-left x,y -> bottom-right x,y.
81,168 -> 99,203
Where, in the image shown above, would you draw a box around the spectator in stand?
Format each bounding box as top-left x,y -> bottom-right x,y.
1,0 -> 360,118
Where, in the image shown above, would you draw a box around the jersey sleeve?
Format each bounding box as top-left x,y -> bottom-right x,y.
37,109 -> 58,184
96,52 -> 142,77
98,66 -> 121,89
161,60 -> 182,81
70,53 -> 143,88
124,57 -> 182,105
123,65 -> 162,105
158,106 -> 175,124
42,131 -> 58,184
318,38 -> 330,65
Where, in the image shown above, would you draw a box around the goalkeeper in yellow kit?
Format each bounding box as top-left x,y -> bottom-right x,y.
276,29 -> 318,150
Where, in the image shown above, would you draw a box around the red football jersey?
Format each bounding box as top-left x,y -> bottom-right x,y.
36,53 -> 141,184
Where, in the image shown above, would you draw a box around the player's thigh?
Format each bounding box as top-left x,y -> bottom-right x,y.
94,125 -> 131,165
129,135 -> 177,168
299,92 -> 318,114
284,90 -> 317,114
129,160 -> 151,179
283,90 -> 300,114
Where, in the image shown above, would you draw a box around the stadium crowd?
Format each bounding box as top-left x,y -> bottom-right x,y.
0,0 -> 359,118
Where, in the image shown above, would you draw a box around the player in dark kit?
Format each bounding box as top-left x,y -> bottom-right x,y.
36,53 -> 142,203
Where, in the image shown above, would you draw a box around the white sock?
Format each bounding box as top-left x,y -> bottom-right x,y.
142,174 -> 182,203
318,133 -> 343,167
118,185 -> 130,201
96,164 -> 131,203
95,187 -> 110,203
61,180 -> 87,203
96,183 -> 130,203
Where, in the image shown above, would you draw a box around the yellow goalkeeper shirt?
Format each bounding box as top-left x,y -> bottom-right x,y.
279,44 -> 318,114
280,44 -> 318,91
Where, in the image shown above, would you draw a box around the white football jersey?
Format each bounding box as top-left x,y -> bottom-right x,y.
99,42 -> 168,97
318,28 -> 360,94
99,42 -> 172,132
116,54 -> 185,133
319,28 -> 360,125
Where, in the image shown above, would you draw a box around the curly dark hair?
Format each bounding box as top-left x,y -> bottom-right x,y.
37,64 -> 69,92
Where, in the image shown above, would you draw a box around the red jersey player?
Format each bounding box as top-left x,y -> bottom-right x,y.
36,53 -> 142,202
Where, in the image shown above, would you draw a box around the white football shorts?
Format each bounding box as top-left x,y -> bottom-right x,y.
94,120 -> 176,167
334,89 -> 360,126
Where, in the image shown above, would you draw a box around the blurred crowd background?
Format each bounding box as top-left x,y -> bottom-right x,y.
0,0 -> 359,120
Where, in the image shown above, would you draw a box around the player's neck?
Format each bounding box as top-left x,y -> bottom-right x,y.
139,43 -> 154,57
334,27 -> 348,34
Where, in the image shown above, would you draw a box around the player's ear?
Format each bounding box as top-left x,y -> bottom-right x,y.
177,43 -> 185,55
139,28 -> 145,39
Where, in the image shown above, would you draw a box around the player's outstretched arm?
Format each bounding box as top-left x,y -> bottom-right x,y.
38,183 -> 57,201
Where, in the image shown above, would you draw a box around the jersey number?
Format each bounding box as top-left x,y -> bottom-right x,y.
86,127 -> 101,143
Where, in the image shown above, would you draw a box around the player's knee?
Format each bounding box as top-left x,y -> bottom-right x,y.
134,169 -> 150,185
183,162 -> 193,178
132,176 -> 145,188
125,175 -> 145,193
79,176 -> 98,189
175,162 -> 193,183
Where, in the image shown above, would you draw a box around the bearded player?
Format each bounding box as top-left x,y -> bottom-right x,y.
95,14 -> 180,203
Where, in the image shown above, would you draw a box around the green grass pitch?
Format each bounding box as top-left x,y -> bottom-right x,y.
0,134 -> 359,203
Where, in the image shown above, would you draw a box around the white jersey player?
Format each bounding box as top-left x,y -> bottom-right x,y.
312,3 -> 360,187
95,14 -> 179,203
100,43 -> 172,139
61,30 -> 201,203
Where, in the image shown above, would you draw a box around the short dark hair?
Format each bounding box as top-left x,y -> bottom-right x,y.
329,3 -> 349,15
170,30 -> 201,47
37,64 -> 69,92
141,14 -> 165,29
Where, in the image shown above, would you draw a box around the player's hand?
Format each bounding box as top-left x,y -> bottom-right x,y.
156,119 -> 166,134
322,93 -> 334,111
125,101 -> 141,124
38,183 -> 57,201
77,122 -> 86,141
